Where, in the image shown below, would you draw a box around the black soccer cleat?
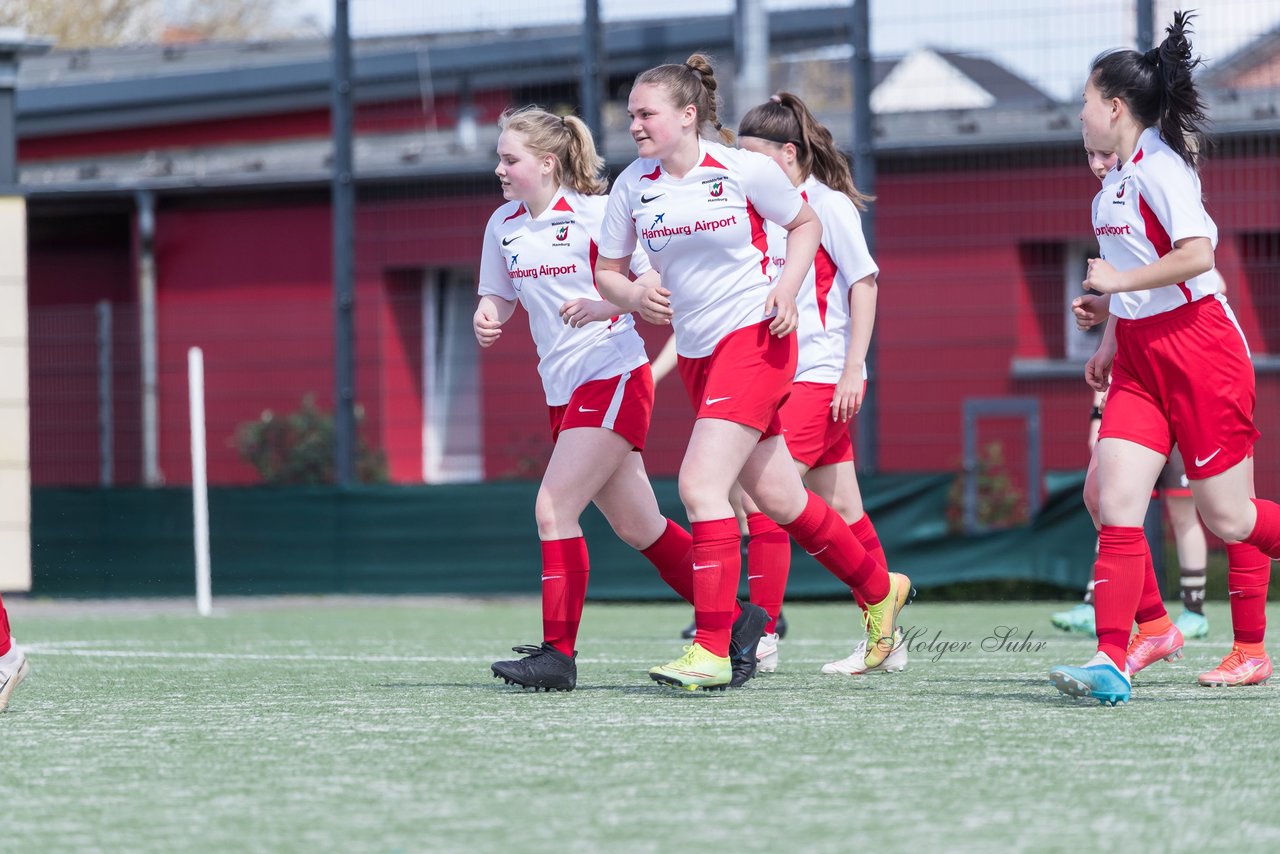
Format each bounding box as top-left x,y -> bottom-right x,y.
680,616 -> 696,640
776,609 -> 789,640
491,643 -> 577,692
728,601 -> 769,687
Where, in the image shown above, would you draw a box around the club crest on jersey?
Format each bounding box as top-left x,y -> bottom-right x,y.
701,175 -> 732,203
1112,177 -> 1130,204
551,218 -> 573,246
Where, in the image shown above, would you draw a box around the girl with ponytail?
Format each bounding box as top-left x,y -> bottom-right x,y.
735,91 -> 908,677
596,55 -> 909,691
476,106 -> 701,692
1050,12 -> 1276,704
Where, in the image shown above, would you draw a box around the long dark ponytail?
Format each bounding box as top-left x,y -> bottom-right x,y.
1090,10 -> 1208,169
738,91 -> 874,210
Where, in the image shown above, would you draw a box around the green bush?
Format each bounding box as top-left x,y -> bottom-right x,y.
234,394 -> 388,484
945,441 -> 1027,534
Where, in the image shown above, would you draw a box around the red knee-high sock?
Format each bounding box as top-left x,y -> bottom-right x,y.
640,518 -> 695,605
848,514 -> 887,610
746,512 -> 791,634
0,591 -> 10,657
1244,499 -> 1280,559
1133,542 -> 1170,626
1227,542 -> 1271,645
1093,526 -> 1148,669
691,518 -> 741,657
780,492 -> 890,604
541,537 -> 590,656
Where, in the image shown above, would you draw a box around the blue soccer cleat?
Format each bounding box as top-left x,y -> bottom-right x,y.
1174,608 -> 1209,640
1050,602 -> 1096,635
1049,652 -> 1131,706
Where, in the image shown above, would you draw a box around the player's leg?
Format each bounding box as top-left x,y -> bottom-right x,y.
590,450 -> 693,604
0,592 -> 29,713
806,460 -> 910,676
648,418 -> 764,690
1053,447 -> 1101,634
492,426 -> 633,692
739,435 -> 908,670
740,485 -> 793,659
1050,437 -> 1164,704
1192,458 -> 1273,686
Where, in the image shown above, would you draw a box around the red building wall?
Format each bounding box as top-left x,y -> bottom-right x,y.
26,144 -> 1280,494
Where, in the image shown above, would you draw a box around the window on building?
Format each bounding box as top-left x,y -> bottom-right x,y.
1012,241 -> 1102,377
1063,243 -> 1105,362
1240,232 -> 1280,357
422,268 -> 482,482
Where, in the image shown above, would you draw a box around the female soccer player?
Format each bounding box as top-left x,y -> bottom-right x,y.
596,55 -> 910,691
475,107 -> 703,692
1053,141 -> 1211,643
1050,13 -> 1274,704
0,595 -> 28,712
735,92 -> 908,676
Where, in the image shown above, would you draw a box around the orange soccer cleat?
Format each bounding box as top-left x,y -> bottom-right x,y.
1198,645 -> 1272,688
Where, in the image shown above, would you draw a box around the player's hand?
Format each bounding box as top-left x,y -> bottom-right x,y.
559,298 -> 614,328
1084,346 -> 1115,393
638,285 -> 674,326
473,307 -> 502,347
1083,258 -> 1126,295
765,287 -> 798,336
1072,293 -> 1110,331
831,367 -> 864,423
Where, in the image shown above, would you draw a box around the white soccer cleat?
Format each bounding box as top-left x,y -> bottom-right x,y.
755,632 -> 780,673
821,628 -> 907,675
0,644 -> 30,712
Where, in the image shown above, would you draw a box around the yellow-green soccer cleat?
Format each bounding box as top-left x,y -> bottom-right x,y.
648,643 -> 732,691
862,572 -> 913,670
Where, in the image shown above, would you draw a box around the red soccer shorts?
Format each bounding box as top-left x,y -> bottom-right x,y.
677,319 -> 796,439
548,363 -> 654,450
778,381 -> 857,469
1101,296 -> 1258,480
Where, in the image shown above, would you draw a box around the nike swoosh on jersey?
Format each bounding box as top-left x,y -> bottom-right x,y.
501,235 -> 521,246
693,563 -> 716,571
578,406 -> 599,413
641,193 -> 665,204
705,396 -> 731,405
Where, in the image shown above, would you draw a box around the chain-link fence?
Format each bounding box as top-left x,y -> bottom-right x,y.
22,1 -> 1280,523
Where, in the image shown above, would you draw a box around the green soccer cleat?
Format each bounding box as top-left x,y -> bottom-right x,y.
649,643 -> 732,691
862,572 -> 913,670
1050,602 -> 1096,635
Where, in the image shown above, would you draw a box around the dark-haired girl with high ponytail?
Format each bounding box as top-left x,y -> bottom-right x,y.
595,55 -> 908,691
736,92 -> 909,678
1050,12 -> 1275,705
477,106 -> 703,692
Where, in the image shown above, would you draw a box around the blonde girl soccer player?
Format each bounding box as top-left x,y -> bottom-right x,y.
476,107 -> 702,692
596,55 -> 910,691
1050,13 -> 1275,705
735,92 -> 909,677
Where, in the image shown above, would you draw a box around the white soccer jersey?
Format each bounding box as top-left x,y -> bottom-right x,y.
598,139 -> 804,358
1092,126 -> 1219,320
765,177 -> 879,383
477,187 -> 649,405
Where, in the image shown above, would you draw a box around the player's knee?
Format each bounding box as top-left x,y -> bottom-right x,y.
534,489 -> 576,538
1197,506 -> 1251,543
1083,479 -> 1101,520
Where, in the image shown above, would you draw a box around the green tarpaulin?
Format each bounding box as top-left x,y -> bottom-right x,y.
30,472 -> 1096,599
